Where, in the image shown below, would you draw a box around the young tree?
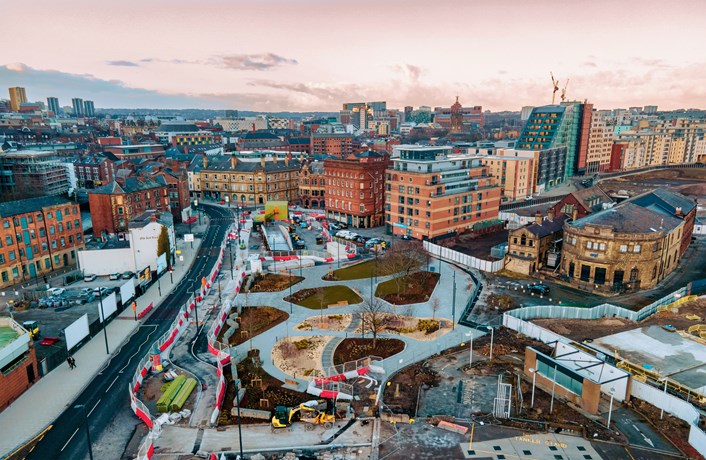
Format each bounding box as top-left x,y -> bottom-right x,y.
156,225 -> 171,265
380,241 -> 426,297
431,298 -> 441,322
357,297 -> 390,349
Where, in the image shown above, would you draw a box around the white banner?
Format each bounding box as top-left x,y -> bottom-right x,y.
65,314 -> 89,350
184,234 -> 194,242
120,279 -> 136,304
98,292 -> 118,322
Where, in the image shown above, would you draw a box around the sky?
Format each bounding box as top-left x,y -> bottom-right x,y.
1,0 -> 705,112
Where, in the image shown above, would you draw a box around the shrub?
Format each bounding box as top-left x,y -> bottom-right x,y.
417,319 -> 440,334
293,339 -> 314,350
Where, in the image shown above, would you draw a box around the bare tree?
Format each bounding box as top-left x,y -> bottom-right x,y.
431,298 -> 441,322
380,241 -> 426,294
357,297 -> 390,349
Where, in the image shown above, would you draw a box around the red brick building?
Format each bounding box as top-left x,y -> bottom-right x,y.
0,196 -> 85,287
548,186 -> 614,220
324,151 -> 389,228
154,169 -> 190,223
88,176 -> 169,237
74,155 -> 115,189
0,318 -> 39,410
312,134 -> 354,158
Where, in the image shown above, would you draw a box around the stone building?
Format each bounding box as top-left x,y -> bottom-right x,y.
560,200 -> 689,292
505,209 -> 569,275
298,160 -> 325,208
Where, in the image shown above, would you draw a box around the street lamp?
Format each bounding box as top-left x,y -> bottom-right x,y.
97,289 -> 110,354
194,199 -> 201,225
234,378 -> 244,459
660,376 -> 668,419
529,367 -> 537,408
487,326 -> 494,361
607,387 -> 616,429
465,331 -> 474,368
225,195 -> 230,208
550,364 -> 558,414
288,268 -> 293,314
75,404 -> 94,460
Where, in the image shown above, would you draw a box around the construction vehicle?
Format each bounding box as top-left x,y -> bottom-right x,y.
271,400 -> 335,431
22,321 -> 40,340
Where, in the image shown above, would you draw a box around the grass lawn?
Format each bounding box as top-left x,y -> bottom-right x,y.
376,271 -> 440,305
284,286 -> 363,309
325,257 -> 422,281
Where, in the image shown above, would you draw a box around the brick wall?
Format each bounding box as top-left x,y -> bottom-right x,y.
88,193 -> 114,236
0,346 -> 39,410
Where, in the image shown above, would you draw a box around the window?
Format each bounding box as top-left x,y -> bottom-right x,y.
619,244 -> 628,253
2,221 -> 8,229
1,271 -> 6,282
633,244 -> 641,253
0,254 -> 4,264
9,251 -> 16,261
5,235 -> 11,245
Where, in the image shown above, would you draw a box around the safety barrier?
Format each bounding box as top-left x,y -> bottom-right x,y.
137,302 -> 154,319
127,225 -> 231,460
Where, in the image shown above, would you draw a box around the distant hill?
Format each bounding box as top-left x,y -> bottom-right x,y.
97,108 -> 338,119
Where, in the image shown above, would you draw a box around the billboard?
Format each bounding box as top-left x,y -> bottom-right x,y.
97,292 -> 118,322
120,279 -> 136,304
138,266 -> 151,286
265,201 -> 289,221
157,253 -> 167,274
65,314 -> 89,350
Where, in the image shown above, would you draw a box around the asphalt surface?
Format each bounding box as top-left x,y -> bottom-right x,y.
22,204 -> 233,460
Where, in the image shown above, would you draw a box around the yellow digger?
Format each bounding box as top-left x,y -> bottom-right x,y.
271,400 -> 335,431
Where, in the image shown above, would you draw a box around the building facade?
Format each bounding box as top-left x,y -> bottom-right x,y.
83,100 -> 95,117
434,99 -> 484,130
0,151 -> 71,198
560,191 -> 695,292
0,318 -> 39,410
191,155 -> 301,205
385,146 -> 501,240
324,152 -> 388,228
71,98 -> 84,117
0,196 -> 84,287
8,87 -> 27,112
47,97 -> 60,115
585,111 -> 614,173
505,210 -> 568,275
298,160 -> 325,208
311,134 -> 354,158
480,154 -> 536,201
74,155 -> 115,188
88,177 -> 170,237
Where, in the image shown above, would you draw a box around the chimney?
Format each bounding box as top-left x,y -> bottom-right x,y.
547,207 -> 555,222
534,210 -> 543,225
230,154 -> 237,170
285,156 -> 290,166
202,154 -> 208,169
572,207 -> 579,221
149,212 -> 157,223
676,207 -> 682,216
260,155 -> 266,168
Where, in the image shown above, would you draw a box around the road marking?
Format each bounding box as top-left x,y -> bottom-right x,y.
60,428 -> 79,452
105,375 -> 119,393
88,399 -> 100,417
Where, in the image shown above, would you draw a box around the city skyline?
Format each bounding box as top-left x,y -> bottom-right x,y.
1,0 -> 705,111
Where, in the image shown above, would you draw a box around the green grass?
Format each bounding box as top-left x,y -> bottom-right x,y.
327,257 -> 420,280
287,286 -> 363,309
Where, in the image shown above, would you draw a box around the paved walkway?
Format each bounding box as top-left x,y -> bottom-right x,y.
0,226 -> 208,457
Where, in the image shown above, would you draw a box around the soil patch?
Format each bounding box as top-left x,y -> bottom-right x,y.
272,335 -> 331,378
383,362 -> 442,416
367,315 -> 452,341
296,314 -> 352,332
219,349 -> 313,426
376,271 -> 440,305
333,338 -> 404,365
245,273 -> 304,292
284,285 -> 362,309
218,306 -> 289,346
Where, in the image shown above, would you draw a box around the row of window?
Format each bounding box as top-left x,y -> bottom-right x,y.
0,252 -> 75,283
2,207 -> 78,230
0,234 -> 81,264
201,173 -> 297,180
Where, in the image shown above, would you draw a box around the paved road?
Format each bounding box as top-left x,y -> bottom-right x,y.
611,408 -> 679,454
24,204 -> 233,460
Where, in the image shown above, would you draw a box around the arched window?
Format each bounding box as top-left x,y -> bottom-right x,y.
520,234 -> 527,246
630,268 -> 639,282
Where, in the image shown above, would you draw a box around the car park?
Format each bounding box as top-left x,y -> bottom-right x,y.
109,273 -> 120,280
83,274 -> 97,282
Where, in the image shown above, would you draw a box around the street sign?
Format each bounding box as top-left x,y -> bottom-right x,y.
184,234 -> 194,242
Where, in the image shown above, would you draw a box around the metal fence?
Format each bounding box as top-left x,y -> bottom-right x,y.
423,241 -> 503,273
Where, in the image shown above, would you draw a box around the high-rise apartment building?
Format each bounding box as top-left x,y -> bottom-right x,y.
385,146 -> 501,240
71,98 -> 84,117
585,111 -> 613,173
8,87 -> 27,112
83,100 -> 95,117
47,97 -> 60,115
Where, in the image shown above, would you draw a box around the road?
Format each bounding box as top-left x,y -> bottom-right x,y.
22,204 -> 233,460
611,408 -> 679,454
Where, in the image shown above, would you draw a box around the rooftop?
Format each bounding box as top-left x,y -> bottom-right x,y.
569,202 -> 683,234
0,195 -> 72,218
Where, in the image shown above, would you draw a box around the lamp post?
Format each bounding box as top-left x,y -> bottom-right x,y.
529,367 -> 537,408
487,326 -> 494,362
98,289 -> 110,354
660,377 -> 668,419
75,404 -> 94,460
451,270 -> 456,330
607,387 -> 616,429
194,199 -> 201,225
229,239 -> 234,280
193,286 -> 200,342
550,364 -> 558,414
225,195 -> 230,208
288,269 -> 293,314
465,331 -> 474,368
156,270 -> 162,297
234,378 -> 244,459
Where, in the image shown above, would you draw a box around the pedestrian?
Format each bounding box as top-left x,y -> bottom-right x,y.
70,356 -> 76,369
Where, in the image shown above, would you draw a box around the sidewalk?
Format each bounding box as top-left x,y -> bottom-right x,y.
0,235 -> 205,457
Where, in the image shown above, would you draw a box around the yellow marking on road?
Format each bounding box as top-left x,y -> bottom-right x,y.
5,424 -> 53,459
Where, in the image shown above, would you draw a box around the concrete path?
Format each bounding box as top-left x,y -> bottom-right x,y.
0,230 -> 207,457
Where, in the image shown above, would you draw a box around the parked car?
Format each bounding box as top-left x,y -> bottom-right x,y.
294,241 -> 306,249
47,287 -> 66,296
83,274 -> 97,282
79,288 -> 93,296
121,271 -> 134,279
109,273 -> 120,280
93,286 -> 111,297
401,234 -> 412,240
524,195 -> 534,201
335,230 -> 352,239
527,284 -> 550,295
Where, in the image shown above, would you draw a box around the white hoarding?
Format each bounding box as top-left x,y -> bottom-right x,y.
120,279 -> 136,304
157,253 -> 167,274
97,292 -> 118,322
65,314 -> 89,350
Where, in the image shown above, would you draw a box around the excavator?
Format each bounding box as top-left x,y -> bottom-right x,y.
271,400 -> 335,432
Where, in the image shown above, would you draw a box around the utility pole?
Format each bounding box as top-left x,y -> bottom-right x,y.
451,270 -> 456,330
